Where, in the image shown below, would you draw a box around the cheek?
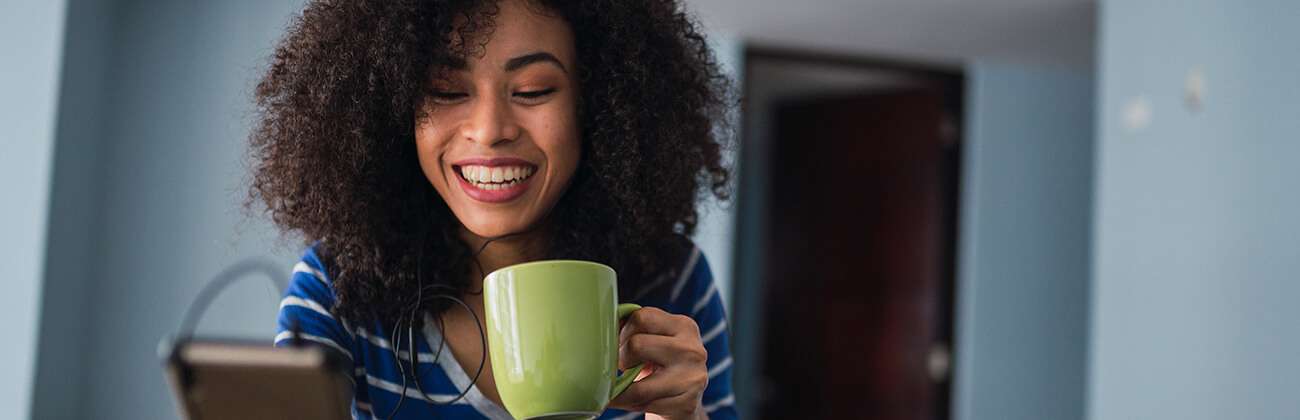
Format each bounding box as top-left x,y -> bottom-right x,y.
414,121 -> 450,181
549,127 -> 581,178
528,109 -> 582,179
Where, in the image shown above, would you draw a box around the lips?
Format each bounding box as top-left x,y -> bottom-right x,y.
451,157 -> 538,203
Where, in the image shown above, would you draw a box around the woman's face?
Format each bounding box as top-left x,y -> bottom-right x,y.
416,0 -> 580,240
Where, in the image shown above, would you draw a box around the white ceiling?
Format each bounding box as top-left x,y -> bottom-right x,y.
685,0 -> 1096,68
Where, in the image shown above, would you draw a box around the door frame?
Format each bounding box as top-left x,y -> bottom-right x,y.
729,44 -> 965,418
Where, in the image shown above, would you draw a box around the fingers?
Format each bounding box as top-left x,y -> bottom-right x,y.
619,333 -> 705,370
608,366 -> 682,409
609,360 -> 708,413
617,309 -> 706,370
619,307 -> 700,342
611,306 -> 709,418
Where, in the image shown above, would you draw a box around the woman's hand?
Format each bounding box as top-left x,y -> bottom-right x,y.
609,307 -> 709,420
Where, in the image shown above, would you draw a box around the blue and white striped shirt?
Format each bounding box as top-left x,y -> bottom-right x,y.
275,242 -> 738,419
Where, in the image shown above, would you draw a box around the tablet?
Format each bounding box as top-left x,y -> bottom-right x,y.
162,338 -> 353,420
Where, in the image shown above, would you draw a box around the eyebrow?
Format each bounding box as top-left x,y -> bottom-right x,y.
504,51 -> 567,73
441,51 -> 567,74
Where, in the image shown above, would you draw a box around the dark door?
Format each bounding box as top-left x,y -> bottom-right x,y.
758,89 -> 957,420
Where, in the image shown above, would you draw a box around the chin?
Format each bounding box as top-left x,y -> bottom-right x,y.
457,210 -> 538,240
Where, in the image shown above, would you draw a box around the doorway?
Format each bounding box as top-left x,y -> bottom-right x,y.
730,46 -> 963,419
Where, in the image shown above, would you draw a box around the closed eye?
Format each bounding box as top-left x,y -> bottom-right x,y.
514,88 -> 556,99
430,90 -> 468,104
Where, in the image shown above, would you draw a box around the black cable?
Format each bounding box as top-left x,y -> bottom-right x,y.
429,304 -> 448,366
409,292 -> 486,406
466,230 -> 528,295
177,258 -> 286,340
465,237 -> 495,295
377,229 -> 516,418
171,232 -> 501,418
169,258 -> 287,420
385,315 -> 410,420
381,225 -> 521,417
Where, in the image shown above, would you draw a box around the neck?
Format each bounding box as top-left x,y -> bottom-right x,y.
460,223 -> 551,295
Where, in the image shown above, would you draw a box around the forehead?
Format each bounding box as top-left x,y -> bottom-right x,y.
452,0 -> 575,69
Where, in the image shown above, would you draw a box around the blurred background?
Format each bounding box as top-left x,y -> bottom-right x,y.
3,0 -> 1297,419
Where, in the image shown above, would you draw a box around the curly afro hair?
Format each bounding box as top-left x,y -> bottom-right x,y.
248,0 -> 733,326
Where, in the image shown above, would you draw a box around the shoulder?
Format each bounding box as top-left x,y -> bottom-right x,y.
275,243 -> 360,353
630,236 -> 716,312
283,243 -> 338,307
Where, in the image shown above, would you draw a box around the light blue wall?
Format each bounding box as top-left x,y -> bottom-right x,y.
31,0 -> 113,418
0,1 -> 68,419
955,61 -> 1095,420
1089,1 -> 1300,419
693,35 -> 742,311
34,0 -> 304,418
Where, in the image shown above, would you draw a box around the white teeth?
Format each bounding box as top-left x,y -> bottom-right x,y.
459,164 -> 535,185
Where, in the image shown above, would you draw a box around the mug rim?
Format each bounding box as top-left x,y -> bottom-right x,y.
485,259 -> 614,280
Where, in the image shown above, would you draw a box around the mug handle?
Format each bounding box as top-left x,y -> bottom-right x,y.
611,303 -> 645,399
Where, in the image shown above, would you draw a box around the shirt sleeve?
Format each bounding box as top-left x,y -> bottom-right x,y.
672,248 -> 738,419
274,248 -> 355,355
273,247 -> 370,417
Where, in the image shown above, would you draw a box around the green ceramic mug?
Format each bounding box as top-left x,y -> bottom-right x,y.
483,260 -> 644,420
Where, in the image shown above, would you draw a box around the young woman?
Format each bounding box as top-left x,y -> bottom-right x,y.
251,0 -> 736,418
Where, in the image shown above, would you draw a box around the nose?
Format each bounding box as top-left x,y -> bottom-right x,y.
459,93 -> 521,147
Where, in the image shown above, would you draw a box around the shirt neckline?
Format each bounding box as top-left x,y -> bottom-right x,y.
421,312 -> 514,420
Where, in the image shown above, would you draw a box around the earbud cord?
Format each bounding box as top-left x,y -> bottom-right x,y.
383,230 -> 509,419
177,259 -> 286,341
384,315 -> 410,420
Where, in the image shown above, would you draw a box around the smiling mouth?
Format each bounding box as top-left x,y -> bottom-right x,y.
454,164 -> 537,190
